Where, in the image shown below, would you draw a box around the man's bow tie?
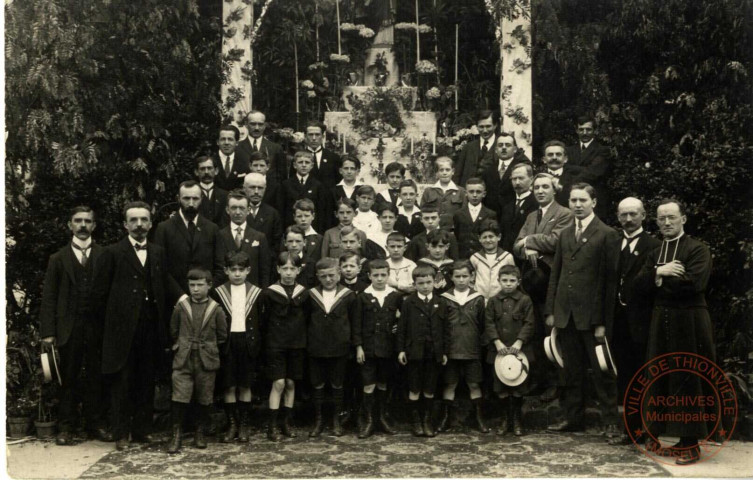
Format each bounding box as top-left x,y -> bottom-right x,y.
134,243 -> 147,251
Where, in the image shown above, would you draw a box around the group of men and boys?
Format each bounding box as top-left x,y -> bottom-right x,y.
40,110 -> 715,465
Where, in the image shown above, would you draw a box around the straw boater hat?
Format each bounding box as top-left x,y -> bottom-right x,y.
543,327 -> 565,368
41,344 -> 62,386
494,351 -> 530,387
595,338 -> 618,377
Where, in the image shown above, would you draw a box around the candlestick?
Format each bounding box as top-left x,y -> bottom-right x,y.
342,134 -> 347,154
432,133 -> 437,155
410,137 -> 414,155
336,0 -> 342,55
294,41 -> 299,113
415,0 -> 420,63
455,24 -> 459,110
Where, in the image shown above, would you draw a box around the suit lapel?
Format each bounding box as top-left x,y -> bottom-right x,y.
172,214 -> 192,248
573,217 -> 601,255
123,238 -> 145,274
62,245 -> 77,283
538,203 -> 558,232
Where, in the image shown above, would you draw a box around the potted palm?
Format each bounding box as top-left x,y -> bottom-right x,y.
6,330 -> 37,438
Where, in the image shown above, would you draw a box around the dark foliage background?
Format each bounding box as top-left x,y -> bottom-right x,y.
6,0 -> 752,421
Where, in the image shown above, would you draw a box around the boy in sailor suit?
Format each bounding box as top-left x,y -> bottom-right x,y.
353,259 -> 403,438
212,251 -> 263,444
306,257 -> 358,437
261,252 -> 309,441
470,220 -> 515,302
436,260 -> 489,434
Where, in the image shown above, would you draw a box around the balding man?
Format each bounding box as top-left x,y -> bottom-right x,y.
608,197 -> 660,446
237,111 -> 287,186
243,173 -> 283,252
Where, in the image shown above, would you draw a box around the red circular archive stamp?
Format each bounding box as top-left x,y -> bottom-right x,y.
623,352 -> 737,466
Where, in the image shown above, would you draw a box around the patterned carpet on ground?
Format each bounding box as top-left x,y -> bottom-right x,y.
80,429 -> 670,478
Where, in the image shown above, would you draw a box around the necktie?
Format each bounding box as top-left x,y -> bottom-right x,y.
515,198 -> 524,210
224,155 -> 231,174
201,187 -> 212,200
72,244 -> 89,266
575,219 -> 583,242
234,227 -> 243,249
249,207 -> 257,220
536,208 -> 543,227
188,220 -> 196,243
581,143 -> 587,150
133,242 -> 147,251
424,296 -> 430,305
252,140 -> 258,152
300,176 -> 305,185
481,143 -> 488,156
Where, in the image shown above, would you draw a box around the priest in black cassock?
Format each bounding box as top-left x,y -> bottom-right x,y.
636,198 -> 716,465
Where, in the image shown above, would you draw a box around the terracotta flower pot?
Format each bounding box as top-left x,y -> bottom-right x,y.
34,420 -> 57,439
8,416 -> 31,438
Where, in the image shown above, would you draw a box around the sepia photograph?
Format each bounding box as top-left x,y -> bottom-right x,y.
3,0 -> 752,478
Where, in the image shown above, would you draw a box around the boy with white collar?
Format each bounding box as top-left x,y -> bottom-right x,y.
353,259 -> 403,438
436,260 -> 489,434
420,156 -> 468,230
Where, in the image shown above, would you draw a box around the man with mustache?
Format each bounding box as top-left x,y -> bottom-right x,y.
541,140 -> 578,208
195,155 -> 229,227
479,132 -> 531,216
214,124 -> 251,191
608,197 -> 660,445
497,162 -> 538,254
154,181 -> 219,304
40,206 -> 112,445
237,111 -> 287,187
94,202 -> 169,450
243,173 -> 283,254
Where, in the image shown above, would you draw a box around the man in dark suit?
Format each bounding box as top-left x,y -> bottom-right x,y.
544,183 -> 620,434
453,110 -> 498,186
293,122 -> 341,190
94,201 -> 169,451
497,163 -> 537,253
566,116 -> 612,219
237,111 -> 287,186
541,140 -> 578,208
453,177 -> 497,259
195,155 -> 229,227
608,197 -> 660,445
281,150 -> 333,232
40,206 -> 111,445
249,151 -> 282,211
214,124 -> 251,191
243,172 -> 283,254
154,180 -> 219,304
480,132 -> 530,215
214,190 -> 272,288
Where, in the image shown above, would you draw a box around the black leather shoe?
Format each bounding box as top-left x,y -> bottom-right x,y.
547,420 -> 584,432
56,431 -> 73,446
115,438 -> 130,451
676,446 -> 701,465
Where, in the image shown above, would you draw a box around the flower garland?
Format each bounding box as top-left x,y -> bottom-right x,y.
347,87 -> 408,137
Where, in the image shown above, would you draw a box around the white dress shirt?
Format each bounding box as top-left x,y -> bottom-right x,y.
128,236 -> 148,266
71,237 -> 92,265
621,227 -> 644,253
218,150 -> 235,172
230,284 -> 246,332
468,203 -> 482,222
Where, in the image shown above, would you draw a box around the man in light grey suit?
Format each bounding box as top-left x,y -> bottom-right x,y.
514,173 -> 574,268
513,172 -> 573,401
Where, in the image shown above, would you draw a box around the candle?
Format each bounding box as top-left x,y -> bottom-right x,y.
455,24 -> 459,111
432,133 -> 437,154
415,0 -> 420,63
410,137 -> 414,155
336,0 -> 342,55
342,134 -> 347,154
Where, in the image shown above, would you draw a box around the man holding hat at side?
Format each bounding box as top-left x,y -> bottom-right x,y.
484,264 -> 535,436
544,182 -> 620,435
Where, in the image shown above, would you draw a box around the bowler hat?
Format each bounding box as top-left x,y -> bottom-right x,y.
521,263 -> 550,304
